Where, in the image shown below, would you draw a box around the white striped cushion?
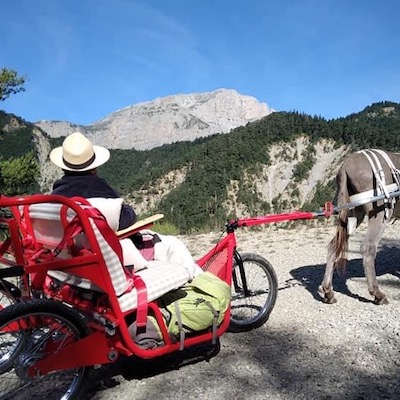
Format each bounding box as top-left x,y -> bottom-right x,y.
90,221 -> 129,296
118,261 -> 192,312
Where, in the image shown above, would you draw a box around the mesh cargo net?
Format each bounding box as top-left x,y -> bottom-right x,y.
198,245 -> 229,282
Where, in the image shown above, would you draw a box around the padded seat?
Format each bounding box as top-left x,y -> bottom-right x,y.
22,200 -> 193,313
48,260 -> 192,312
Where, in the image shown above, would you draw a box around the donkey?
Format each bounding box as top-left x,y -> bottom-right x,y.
319,149 -> 400,304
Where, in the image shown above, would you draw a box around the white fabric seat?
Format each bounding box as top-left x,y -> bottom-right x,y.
118,261 -> 191,312
48,260 -> 192,312
24,201 -> 193,313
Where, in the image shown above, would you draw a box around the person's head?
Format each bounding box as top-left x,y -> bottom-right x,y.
49,132 -> 110,173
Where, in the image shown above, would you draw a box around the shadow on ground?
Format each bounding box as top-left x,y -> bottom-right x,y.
82,240 -> 400,400
82,322 -> 400,400
289,239 -> 400,303
83,341 -> 220,398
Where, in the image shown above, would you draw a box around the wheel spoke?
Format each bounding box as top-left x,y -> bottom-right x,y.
0,300 -> 87,399
229,253 -> 278,332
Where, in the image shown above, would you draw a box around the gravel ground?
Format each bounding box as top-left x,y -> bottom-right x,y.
83,219 -> 400,400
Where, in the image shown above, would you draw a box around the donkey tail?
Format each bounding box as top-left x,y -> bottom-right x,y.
329,165 -> 350,269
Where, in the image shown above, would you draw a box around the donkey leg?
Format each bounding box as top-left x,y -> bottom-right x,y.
361,215 -> 388,304
318,250 -> 337,304
319,207 -> 365,304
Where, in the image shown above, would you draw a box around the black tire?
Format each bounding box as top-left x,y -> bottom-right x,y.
0,299 -> 89,400
229,253 -> 278,333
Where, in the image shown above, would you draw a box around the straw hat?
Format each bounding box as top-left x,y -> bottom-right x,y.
49,132 -> 110,172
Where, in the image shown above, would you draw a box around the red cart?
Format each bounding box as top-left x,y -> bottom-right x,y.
0,194 -> 331,399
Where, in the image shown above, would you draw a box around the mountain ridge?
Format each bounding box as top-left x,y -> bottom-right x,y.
2,99 -> 400,233
35,88 -> 274,150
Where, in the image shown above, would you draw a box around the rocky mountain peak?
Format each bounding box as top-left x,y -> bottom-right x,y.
35,89 -> 274,150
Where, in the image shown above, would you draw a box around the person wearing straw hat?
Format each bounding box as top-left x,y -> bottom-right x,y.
49,132 -> 202,276
50,131 -> 137,230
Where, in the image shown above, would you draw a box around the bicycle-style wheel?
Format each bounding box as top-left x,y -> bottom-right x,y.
0,299 -> 89,400
229,252 -> 278,332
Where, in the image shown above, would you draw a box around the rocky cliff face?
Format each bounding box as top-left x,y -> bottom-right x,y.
35,89 -> 274,150
31,126 -> 61,191
130,137 -> 347,217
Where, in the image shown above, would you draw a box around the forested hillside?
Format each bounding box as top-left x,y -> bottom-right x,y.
99,101 -> 400,232
0,111 -> 40,195
1,101 -> 400,233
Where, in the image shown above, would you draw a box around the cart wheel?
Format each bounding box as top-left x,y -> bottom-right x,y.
229,253 -> 278,333
0,299 -> 89,400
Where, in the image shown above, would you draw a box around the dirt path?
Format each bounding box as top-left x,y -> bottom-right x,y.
84,219 -> 400,400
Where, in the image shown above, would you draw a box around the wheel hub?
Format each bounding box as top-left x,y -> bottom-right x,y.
15,351 -> 43,380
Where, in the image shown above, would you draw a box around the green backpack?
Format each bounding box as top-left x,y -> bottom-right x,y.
129,272 -> 231,349
160,271 -> 231,344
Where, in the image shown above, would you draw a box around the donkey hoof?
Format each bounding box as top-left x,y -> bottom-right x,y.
323,296 -> 337,304
318,285 -> 337,304
374,296 -> 389,305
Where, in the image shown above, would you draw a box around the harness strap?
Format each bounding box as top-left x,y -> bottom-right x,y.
173,301 -> 185,350
359,149 -> 399,219
125,275 -> 148,327
20,205 -> 35,249
360,150 -> 388,196
372,149 -> 400,188
204,301 -> 219,345
52,216 -> 85,257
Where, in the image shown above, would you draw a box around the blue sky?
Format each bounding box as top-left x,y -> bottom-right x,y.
1,0 -> 400,125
